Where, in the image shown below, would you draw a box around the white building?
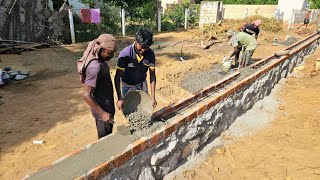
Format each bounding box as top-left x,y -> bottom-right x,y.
277,0 -> 308,21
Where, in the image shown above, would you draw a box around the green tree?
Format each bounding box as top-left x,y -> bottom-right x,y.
220,0 -> 278,4
309,0 -> 320,9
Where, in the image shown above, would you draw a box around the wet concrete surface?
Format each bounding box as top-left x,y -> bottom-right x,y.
181,66 -> 226,93
29,134 -> 133,180
30,60 -> 268,180
127,110 -> 152,132
182,65 -> 256,93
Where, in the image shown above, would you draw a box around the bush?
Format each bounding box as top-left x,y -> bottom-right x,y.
221,0 -> 278,4
161,17 -> 176,31
309,0 -> 320,9
161,2 -> 200,31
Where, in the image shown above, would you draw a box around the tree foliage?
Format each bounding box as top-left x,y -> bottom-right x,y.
309,0 -> 320,9
220,0 -> 278,4
80,0 -> 157,34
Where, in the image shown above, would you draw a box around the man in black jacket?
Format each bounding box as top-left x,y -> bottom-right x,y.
242,20 -> 261,39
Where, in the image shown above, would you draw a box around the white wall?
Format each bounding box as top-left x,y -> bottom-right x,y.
223,5 -> 277,19
277,0 -> 307,21
161,0 -> 178,11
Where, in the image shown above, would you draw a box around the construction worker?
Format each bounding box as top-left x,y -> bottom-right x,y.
81,34 -> 117,139
227,30 -> 257,67
304,10 -> 311,28
242,19 -> 262,39
114,28 -> 157,110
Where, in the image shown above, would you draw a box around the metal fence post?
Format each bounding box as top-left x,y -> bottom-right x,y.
158,7 -> 161,32
121,8 -> 126,36
68,9 -> 75,44
185,8 -> 189,30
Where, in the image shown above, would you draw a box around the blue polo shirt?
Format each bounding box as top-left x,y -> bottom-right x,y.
117,43 -> 155,85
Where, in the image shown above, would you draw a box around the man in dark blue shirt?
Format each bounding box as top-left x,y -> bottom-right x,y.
114,28 -> 157,110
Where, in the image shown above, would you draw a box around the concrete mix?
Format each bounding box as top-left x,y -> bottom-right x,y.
126,110 -> 152,132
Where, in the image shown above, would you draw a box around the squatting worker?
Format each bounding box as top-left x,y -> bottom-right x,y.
227,30 -> 257,67
82,34 -> 117,139
114,28 -> 157,110
242,19 -> 262,39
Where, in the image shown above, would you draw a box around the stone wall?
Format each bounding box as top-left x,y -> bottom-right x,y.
292,9 -> 320,24
93,36 -> 320,180
25,34 -> 320,180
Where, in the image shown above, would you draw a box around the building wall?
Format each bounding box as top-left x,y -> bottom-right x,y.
199,1 -> 223,28
277,0 -> 307,21
103,37 -> 320,180
223,5 -> 277,19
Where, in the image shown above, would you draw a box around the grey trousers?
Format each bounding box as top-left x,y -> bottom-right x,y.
241,49 -> 255,67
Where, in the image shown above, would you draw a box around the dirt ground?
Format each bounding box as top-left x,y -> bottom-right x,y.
168,45 -> 320,179
0,26 -> 315,179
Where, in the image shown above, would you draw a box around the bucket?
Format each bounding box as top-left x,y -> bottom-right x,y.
123,90 -> 153,131
222,60 -> 232,73
123,90 -> 153,119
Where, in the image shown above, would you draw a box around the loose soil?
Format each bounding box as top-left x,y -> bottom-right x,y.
0,26 -> 316,179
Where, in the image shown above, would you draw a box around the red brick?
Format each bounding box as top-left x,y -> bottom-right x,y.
256,69 -> 265,78
233,82 -> 243,92
239,78 -> 249,89
86,161 -> 113,180
176,96 -> 194,110
197,103 -> 207,116
186,109 -> 198,122
62,147 -> 84,161
219,90 -> 228,101
148,130 -> 163,146
193,91 -> 202,100
172,115 -> 188,129
187,94 -> 197,102
112,150 -> 133,168
164,122 -> 176,138
201,86 -> 212,96
153,102 -> 184,121
74,174 -> 87,180
225,85 -> 236,98
130,137 -> 148,156
207,96 -> 221,109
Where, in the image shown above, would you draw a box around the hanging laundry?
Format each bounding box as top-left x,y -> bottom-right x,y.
90,9 -> 101,24
80,9 -> 91,24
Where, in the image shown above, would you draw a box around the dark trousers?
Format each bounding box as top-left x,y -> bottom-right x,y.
95,119 -> 113,139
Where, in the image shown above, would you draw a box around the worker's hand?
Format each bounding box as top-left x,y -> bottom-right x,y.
152,98 -> 157,109
116,100 -> 123,110
101,112 -> 114,124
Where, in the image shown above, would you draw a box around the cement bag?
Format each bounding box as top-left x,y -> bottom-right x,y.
123,90 -> 153,131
